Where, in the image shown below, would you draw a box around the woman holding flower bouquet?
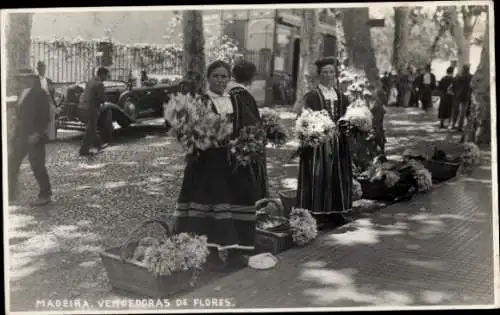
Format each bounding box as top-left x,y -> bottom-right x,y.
227,60 -> 270,199
296,57 -> 353,229
173,60 -> 267,265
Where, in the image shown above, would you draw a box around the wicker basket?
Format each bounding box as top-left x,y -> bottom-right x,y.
100,219 -> 194,298
423,159 -> 462,182
359,164 -> 416,202
278,190 -> 297,218
255,228 -> 293,254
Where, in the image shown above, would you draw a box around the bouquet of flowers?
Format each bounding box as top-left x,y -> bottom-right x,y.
259,107 -> 288,147
414,168 -> 433,192
165,93 -> 233,155
229,125 -> 267,170
352,179 -> 363,201
340,102 -> 373,133
461,142 -> 481,167
133,233 -> 210,286
295,108 -> 337,148
289,208 -> 318,246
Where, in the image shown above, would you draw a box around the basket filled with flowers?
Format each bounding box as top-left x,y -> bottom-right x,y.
255,199 -> 293,254
340,99 -> 373,134
100,219 -> 210,298
356,156 -> 417,202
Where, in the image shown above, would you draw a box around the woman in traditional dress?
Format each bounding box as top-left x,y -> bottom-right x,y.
437,66 -> 455,129
227,60 -> 269,200
296,57 -> 353,229
173,60 -> 264,265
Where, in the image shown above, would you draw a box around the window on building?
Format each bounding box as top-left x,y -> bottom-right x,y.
323,34 -> 337,58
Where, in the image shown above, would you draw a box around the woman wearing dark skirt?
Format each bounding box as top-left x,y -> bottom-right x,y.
437,67 -> 455,129
296,57 -> 353,229
227,60 -> 269,200
174,60 -> 266,264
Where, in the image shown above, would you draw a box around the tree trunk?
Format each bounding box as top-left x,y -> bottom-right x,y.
293,9 -> 321,113
393,7 -> 410,72
463,10 -> 490,145
6,13 -> 33,96
182,10 -> 206,92
6,13 -> 33,143
342,8 -> 384,157
341,8 -> 379,86
447,6 -> 469,68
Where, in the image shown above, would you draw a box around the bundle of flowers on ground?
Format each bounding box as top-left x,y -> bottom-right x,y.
352,179 -> 363,201
414,168 -> 433,192
357,157 -> 402,189
289,208 -> 318,246
130,233 -> 210,286
259,107 -> 288,147
164,93 -> 233,156
341,101 -> 373,133
295,108 -> 337,148
461,142 -> 481,168
229,125 -> 267,170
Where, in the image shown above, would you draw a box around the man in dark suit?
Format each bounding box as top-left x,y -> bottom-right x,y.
418,64 -> 436,111
8,68 -> 52,206
79,67 -> 110,156
36,61 -> 59,139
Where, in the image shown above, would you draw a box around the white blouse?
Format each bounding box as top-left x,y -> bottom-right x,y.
206,89 -> 234,116
318,84 -> 338,115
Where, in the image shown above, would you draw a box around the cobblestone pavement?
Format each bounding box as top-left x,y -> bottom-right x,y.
6,106 -> 497,311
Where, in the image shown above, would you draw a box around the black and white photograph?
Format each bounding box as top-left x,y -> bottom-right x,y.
1,1 -> 498,313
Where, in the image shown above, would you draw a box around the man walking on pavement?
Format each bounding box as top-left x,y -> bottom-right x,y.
8,68 -> 53,206
451,64 -> 473,132
418,64 -> 436,112
79,67 -> 110,156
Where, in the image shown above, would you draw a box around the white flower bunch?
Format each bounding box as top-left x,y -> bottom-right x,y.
352,179 -> 363,201
289,208 -> 318,246
384,171 -> 401,188
414,168 -> 433,193
146,233 -> 210,280
342,103 -> 373,132
164,93 -> 233,154
296,108 -> 336,148
461,142 -> 481,167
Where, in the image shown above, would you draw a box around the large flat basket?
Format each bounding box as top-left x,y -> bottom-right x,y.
99,219 -> 193,298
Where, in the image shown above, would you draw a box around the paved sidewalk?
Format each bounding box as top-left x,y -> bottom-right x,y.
179,149 -> 495,308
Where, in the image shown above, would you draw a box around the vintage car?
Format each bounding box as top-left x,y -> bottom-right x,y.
55,79 -> 178,141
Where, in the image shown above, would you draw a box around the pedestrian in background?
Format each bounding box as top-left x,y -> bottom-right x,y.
418,64 -> 436,112
78,67 -> 109,156
8,68 -> 52,206
437,66 -> 455,129
36,61 -> 58,140
451,64 -> 473,131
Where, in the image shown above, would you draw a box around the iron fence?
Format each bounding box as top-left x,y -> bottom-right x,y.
30,39 -> 271,84
30,40 -> 184,83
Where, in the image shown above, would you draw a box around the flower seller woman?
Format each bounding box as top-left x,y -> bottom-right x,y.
296,57 -> 354,229
173,60 -> 267,266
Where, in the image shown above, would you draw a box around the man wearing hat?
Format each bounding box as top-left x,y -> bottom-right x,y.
8,68 -> 52,206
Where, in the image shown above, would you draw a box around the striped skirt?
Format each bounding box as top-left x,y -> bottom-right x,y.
174,148 -> 268,252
